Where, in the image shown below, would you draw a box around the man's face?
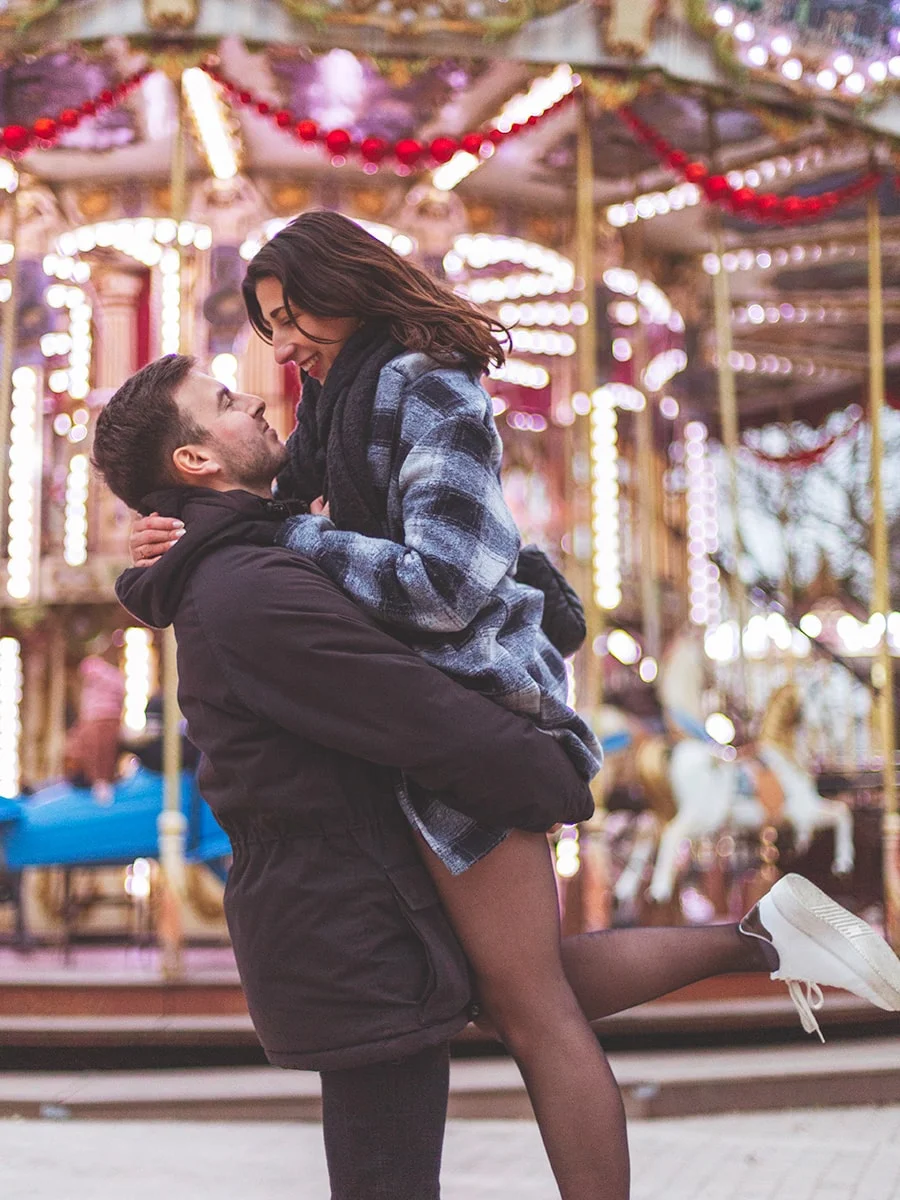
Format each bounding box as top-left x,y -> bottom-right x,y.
174,370 -> 288,491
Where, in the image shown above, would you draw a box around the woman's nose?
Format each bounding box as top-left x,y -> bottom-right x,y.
272,330 -> 295,366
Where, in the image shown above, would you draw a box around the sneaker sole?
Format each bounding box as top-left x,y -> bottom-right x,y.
767,874 -> 900,1012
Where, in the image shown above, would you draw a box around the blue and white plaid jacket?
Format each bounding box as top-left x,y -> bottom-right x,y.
278,351 -> 602,873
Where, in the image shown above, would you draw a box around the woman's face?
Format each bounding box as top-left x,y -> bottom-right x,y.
255,276 -> 360,383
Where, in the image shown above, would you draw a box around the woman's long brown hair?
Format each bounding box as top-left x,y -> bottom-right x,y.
242,209 -> 508,371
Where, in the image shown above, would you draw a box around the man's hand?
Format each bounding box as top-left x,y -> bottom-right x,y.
129,513 -> 184,567
309,496 -> 330,517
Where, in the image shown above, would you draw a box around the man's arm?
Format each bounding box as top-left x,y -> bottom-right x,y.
196,548 -> 593,831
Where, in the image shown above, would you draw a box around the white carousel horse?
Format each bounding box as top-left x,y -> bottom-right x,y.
621,630 -> 855,905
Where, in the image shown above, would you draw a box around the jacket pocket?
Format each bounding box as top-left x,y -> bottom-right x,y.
386,861 -> 469,1022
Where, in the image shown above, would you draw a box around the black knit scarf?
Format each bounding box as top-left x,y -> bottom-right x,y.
276,321 -> 403,538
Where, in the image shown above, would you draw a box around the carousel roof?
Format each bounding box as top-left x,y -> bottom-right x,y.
1,0 -> 899,432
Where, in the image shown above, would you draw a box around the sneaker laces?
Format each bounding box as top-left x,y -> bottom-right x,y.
739,907 -> 827,1043
784,979 -> 825,1043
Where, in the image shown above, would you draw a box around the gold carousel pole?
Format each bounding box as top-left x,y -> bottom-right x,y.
572,88 -> 612,933
866,186 -> 900,950
705,106 -> 751,720
709,208 -> 751,715
0,180 -> 21,569
575,88 -> 602,711
158,75 -> 188,981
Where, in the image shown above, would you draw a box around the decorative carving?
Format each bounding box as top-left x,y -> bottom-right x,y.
278,0 -> 577,38
75,187 -> 115,222
268,181 -> 313,217
143,0 -> 200,31
595,0 -> 668,57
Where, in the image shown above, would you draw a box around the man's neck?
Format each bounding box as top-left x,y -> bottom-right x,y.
209,480 -> 273,500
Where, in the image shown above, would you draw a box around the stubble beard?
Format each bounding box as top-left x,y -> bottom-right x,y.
219,438 -> 289,494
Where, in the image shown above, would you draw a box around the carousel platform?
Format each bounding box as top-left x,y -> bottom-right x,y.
0,1036 -> 899,1123
0,943 -> 897,1056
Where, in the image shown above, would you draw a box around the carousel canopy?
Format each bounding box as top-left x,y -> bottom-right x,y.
0,0 -> 898,432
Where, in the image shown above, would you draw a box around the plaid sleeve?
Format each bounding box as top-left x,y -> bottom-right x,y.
276,410 -> 521,633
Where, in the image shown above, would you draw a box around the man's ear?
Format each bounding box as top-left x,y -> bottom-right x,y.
172,442 -> 221,482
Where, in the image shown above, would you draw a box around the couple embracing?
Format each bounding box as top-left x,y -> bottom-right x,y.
94,210 -> 900,1200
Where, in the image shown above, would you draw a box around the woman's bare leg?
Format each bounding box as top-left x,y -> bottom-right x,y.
419,829 -> 630,1200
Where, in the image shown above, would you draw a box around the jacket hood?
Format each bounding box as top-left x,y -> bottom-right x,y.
115,488 -> 302,629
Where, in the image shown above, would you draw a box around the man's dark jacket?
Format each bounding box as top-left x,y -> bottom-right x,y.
116,488 -> 594,1071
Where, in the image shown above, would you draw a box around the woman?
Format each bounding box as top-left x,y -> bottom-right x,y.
132,211 -> 900,1199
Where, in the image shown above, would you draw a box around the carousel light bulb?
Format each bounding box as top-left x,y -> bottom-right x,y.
210,353 -> 238,388
771,34 -> 792,56
782,58 -> 804,81
659,395 -> 679,419
748,45 -> 768,66
63,453 -> 89,567
870,61 -> 888,82
590,388 -> 621,611
845,72 -> 866,94
123,627 -> 153,732
817,68 -> 838,90
734,20 -> 754,40
713,5 -> 734,24
833,53 -> 854,75
0,637 -> 22,798
6,368 -> 39,601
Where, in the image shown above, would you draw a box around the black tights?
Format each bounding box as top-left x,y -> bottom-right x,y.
320,1043 -> 450,1200
420,830 -> 774,1200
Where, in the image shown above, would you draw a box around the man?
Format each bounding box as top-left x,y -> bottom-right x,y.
93,353 -> 594,1200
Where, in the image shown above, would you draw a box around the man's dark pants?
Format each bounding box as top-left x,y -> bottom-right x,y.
321,1043 -> 450,1198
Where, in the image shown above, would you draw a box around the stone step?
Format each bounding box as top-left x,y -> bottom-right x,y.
2,1035 -> 899,1122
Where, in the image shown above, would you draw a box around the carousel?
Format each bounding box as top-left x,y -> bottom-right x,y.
0,0 -> 898,1039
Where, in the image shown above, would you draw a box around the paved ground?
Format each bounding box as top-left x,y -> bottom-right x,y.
2,1106 -> 900,1199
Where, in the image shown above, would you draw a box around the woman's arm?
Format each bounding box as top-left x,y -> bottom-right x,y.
277,408 -> 521,634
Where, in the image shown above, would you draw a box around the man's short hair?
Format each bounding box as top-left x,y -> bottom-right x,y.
92,354 -> 202,512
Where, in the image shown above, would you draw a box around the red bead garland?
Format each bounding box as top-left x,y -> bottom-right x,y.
618,105 -> 881,226
201,60 -> 576,172
0,68 -> 151,158
743,412 -> 861,469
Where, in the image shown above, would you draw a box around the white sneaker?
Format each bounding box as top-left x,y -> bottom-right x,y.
739,873 -> 900,1042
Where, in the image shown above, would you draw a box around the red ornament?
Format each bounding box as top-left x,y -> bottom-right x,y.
667,149 -> 688,170
703,174 -> 731,201
803,197 -> 823,218
460,132 -> 484,155
238,90 -> 252,105
295,119 -> 318,142
729,186 -> 756,213
256,101 -> 271,116
275,109 -> 293,128
360,136 -> 388,163
325,128 -> 352,155
650,137 -> 670,156
429,136 -> 457,164
684,161 -> 708,184
394,137 -> 424,166
59,108 -> 80,129
526,115 -> 538,126
32,116 -> 58,143
781,196 -> 806,220
488,128 -> 505,145
2,125 -> 31,154
98,88 -> 115,107
819,190 -> 839,208
754,193 -> 782,220
80,100 -> 97,116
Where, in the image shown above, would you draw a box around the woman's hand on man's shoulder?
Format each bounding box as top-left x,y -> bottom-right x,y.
129,512 -> 184,567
